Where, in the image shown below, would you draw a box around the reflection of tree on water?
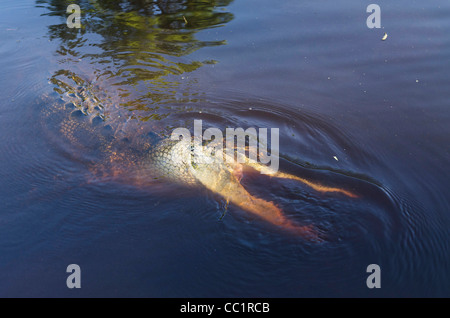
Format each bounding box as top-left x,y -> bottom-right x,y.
37,0 -> 233,116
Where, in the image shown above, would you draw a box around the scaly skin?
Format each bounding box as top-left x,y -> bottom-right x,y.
142,137 -> 357,240
42,82 -> 357,241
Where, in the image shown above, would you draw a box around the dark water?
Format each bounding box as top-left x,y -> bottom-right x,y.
0,0 -> 449,297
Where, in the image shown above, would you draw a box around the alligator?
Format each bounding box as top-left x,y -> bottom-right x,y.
41,80 -> 357,241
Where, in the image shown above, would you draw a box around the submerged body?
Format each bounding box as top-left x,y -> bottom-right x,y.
42,82 -> 357,240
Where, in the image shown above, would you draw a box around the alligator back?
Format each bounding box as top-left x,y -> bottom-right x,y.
40,76 -> 164,183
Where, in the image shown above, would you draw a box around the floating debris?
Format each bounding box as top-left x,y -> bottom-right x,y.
183,16 -> 188,25
382,32 -> 388,41
333,156 -> 339,161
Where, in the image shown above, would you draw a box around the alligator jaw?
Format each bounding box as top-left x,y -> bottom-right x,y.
151,138 -> 326,240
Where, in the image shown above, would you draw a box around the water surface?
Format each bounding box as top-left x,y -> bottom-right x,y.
0,0 -> 449,297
